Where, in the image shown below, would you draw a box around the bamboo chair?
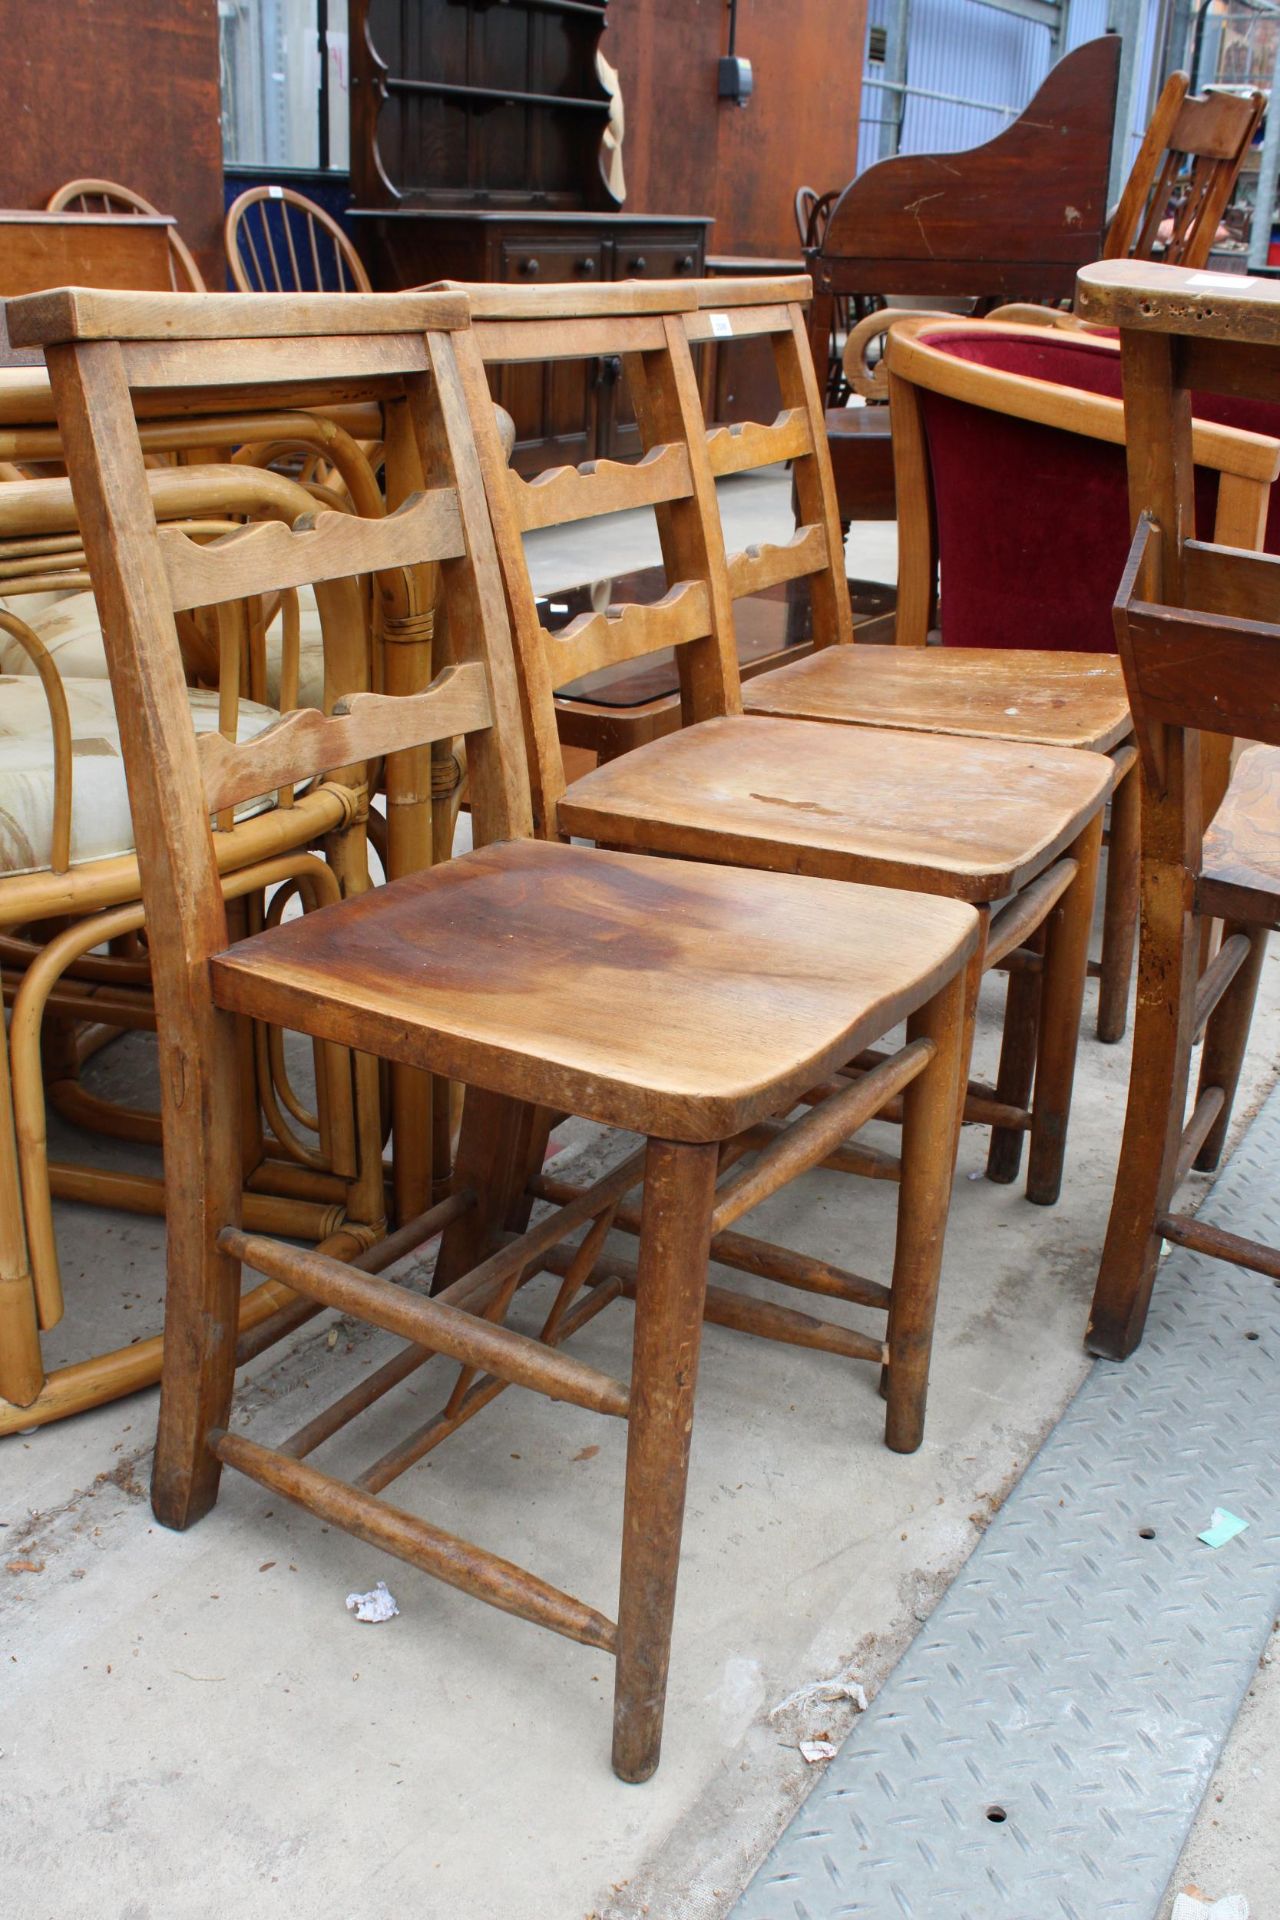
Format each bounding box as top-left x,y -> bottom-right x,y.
0,460 -> 388,1434
225,187 -> 373,295
1077,259 -> 1280,1358
46,178 -> 207,292
725,308 -> 1280,1051
14,282 -> 986,1779
448,278 -> 1114,1206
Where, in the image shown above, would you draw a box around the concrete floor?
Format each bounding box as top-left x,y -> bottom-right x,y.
2,479 -> 1276,1920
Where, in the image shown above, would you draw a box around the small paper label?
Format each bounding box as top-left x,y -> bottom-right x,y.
1185,271 -> 1255,290
709,312 -> 734,338
268,184 -> 284,199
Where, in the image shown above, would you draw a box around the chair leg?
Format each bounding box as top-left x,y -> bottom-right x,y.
1025,813 -> 1104,1206
884,965 -> 968,1454
1194,922 -> 1268,1172
432,1086 -> 540,1294
985,929 -> 1042,1185
0,1014 -> 43,1410
612,1136 -> 716,1785
1088,876 -> 1201,1360
1097,759 -> 1140,1044
150,1008 -> 246,1533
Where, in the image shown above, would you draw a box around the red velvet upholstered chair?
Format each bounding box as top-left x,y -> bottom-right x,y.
741,317 -> 1280,1059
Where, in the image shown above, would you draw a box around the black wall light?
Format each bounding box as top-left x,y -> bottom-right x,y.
719,0 -> 754,105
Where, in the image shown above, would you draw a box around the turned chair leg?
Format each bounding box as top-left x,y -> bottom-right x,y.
1097,759 -> 1140,1044
884,965 -> 968,1453
1026,813 -> 1104,1205
1088,878 -> 1201,1360
986,928 -> 1042,1186
612,1136 -> 717,1784
1195,923 -> 1269,1172
151,1009 -> 247,1532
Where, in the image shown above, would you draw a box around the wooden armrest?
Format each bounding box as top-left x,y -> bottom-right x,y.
841,308 -> 935,401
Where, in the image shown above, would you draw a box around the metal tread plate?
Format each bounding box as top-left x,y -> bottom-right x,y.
730,1085 -> 1280,1919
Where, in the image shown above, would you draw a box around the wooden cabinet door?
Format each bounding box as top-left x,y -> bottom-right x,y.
494,238 -> 608,474
602,236 -> 703,460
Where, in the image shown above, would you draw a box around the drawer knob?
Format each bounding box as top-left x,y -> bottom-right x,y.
577,256 -> 598,277
628,255 -> 647,274
678,253 -> 695,273
519,257 -> 540,278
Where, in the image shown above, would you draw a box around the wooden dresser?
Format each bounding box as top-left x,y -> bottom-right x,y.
347,0 -> 711,472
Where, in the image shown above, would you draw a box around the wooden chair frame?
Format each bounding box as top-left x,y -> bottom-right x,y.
13,285 -> 979,1780
449,277 -> 1114,1207
46,177 -> 207,293
1075,259 -> 1280,1356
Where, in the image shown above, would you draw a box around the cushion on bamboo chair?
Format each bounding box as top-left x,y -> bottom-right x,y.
0,678 -> 284,876
1,586 -> 330,713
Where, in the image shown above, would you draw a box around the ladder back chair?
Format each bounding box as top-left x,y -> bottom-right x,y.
225,187 -> 373,295
0,458 -> 389,1433
15,284 -> 981,1780
1077,259 -> 1280,1358
46,177 -> 207,292
1103,75 -> 1263,271
451,278 -> 1114,1206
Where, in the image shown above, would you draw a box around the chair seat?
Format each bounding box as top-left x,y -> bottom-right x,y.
742,645 -> 1132,753
0,677 -> 282,877
209,837 -> 980,1141
1201,744 -> 1280,930
555,714 -> 1113,901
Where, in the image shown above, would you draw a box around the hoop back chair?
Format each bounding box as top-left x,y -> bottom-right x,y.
1075,259 -> 1280,1357
14,284 -> 981,1778
46,178 -> 207,292
451,278 -> 1113,1207
225,186 -> 373,294
0,457 -> 390,1434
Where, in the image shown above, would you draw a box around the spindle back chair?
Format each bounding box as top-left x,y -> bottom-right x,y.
46,177 -> 207,293
14,284 -> 981,1778
1074,259 -> 1280,1356
452,277 -> 1114,1206
225,186 -> 373,296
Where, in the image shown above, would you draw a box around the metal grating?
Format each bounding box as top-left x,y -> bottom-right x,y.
731,1085 -> 1280,1920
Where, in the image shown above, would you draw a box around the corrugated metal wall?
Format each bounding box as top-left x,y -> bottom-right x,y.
856,0 -> 1164,180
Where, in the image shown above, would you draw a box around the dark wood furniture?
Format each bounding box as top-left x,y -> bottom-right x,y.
808,36 -> 1121,537
347,0 -> 710,470
16,282 -> 980,1782
1076,259 -> 1280,1358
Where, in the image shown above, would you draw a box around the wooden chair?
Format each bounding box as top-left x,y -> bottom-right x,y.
450,278 -> 1114,1206
15,283 -> 983,1780
225,186 -> 372,294
46,178 -> 207,292
724,307 -> 1280,1048
0,459 -> 390,1433
1076,259 -> 1280,1358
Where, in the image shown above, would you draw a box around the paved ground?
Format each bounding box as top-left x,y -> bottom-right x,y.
2,479 -> 1275,1920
